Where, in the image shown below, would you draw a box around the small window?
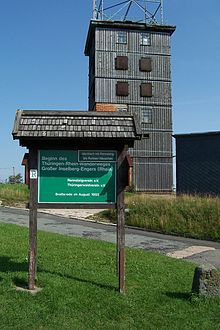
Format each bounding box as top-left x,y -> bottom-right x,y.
117,104 -> 128,112
142,108 -> 152,124
116,82 -> 129,96
115,56 -> 128,70
117,31 -> 127,44
140,83 -> 153,97
118,107 -> 128,113
139,57 -> 152,72
140,33 -> 151,46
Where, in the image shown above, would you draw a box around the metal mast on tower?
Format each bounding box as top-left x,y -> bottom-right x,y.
93,0 -> 164,24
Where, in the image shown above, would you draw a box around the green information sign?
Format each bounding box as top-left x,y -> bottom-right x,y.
38,150 -> 116,204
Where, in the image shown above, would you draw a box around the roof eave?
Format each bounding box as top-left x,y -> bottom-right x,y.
173,131 -> 220,139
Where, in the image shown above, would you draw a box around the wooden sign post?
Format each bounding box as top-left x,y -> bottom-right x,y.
117,189 -> 125,294
12,110 -> 141,293
28,147 -> 38,290
117,145 -> 128,294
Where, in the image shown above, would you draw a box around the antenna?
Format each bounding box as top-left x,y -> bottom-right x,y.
93,0 -> 164,24
93,0 -> 97,19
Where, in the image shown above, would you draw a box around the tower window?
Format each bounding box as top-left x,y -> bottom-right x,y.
139,57 -> 152,72
117,104 -> 128,112
115,56 -> 128,70
142,108 -> 152,124
140,83 -> 153,97
117,31 -> 127,44
140,33 -> 151,46
116,82 -> 129,96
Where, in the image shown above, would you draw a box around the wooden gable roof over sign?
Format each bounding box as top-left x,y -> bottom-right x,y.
12,110 -> 141,147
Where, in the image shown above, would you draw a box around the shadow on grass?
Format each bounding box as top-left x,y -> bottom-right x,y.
41,269 -> 118,292
13,273 -> 117,292
0,256 -> 28,272
165,291 -> 192,301
13,277 -> 28,288
1,255 -> 117,292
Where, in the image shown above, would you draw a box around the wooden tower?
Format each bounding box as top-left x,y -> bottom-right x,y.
85,0 -> 175,192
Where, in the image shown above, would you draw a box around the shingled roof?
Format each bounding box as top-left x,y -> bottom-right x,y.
12,110 -> 141,146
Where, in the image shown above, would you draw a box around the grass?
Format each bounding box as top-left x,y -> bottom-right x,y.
0,183 -> 29,207
0,223 -> 220,329
1,184 -> 220,241
96,193 -> 220,242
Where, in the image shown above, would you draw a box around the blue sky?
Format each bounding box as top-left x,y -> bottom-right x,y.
0,0 -> 220,182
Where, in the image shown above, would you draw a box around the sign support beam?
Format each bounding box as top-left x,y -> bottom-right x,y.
28,147 -> 38,290
117,191 -> 125,294
117,145 -> 128,294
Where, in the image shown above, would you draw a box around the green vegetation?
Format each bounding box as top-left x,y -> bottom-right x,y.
1,184 -> 220,241
0,183 -> 29,206
0,223 -> 220,329
97,194 -> 220,241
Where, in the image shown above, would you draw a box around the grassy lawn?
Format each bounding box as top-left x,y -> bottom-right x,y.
97,193 -> 220,241
0,224 -> 220,329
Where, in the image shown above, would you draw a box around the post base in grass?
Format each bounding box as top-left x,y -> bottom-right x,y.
16,286 -> 42,295
192,264 -> 220,297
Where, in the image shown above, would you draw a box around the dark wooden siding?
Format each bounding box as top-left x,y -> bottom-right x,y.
175,134 -> 220,195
